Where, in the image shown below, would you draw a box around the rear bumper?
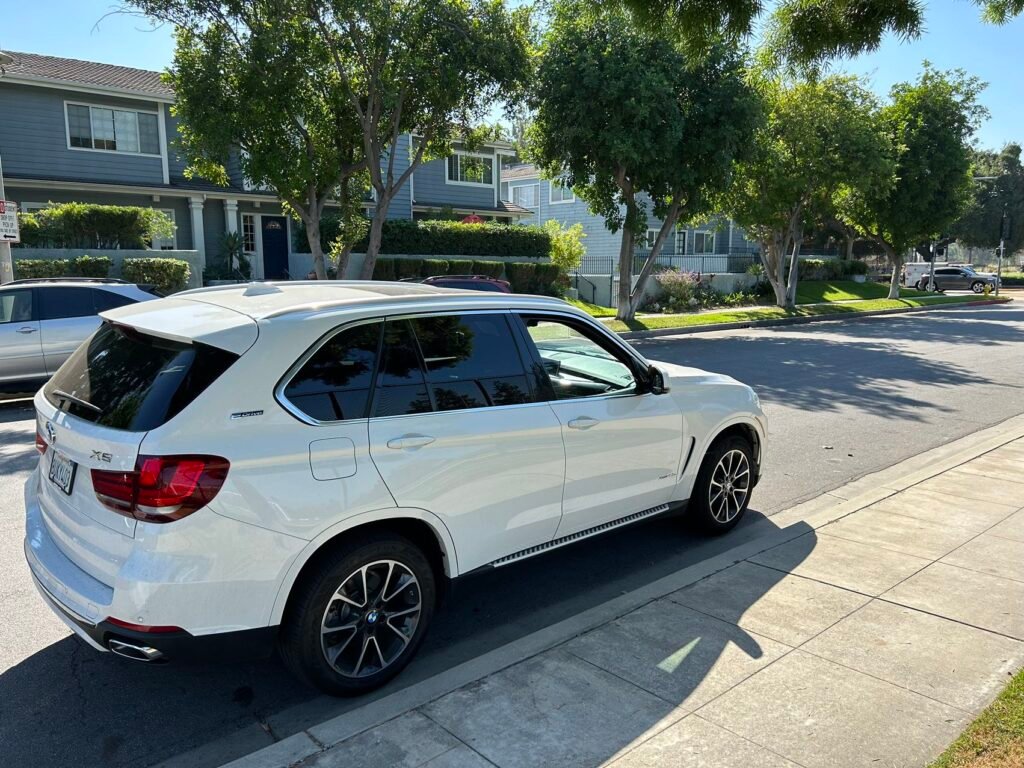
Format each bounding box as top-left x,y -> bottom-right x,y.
24,469 -> 303,662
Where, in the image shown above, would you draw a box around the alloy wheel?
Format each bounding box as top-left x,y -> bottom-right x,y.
708,449 -> 751,524
319,559 -> 422,678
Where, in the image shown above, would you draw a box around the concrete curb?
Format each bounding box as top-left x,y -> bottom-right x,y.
615,297 -> 1012,340
221,412 -> 1024,768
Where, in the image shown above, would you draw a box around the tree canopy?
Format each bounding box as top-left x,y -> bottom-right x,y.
726,75 -> 894,307
528,4 -> 760,319
953,144 -> 1024,255
838,65 -> 987,296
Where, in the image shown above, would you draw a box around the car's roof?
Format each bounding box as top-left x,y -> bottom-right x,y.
175,280 -> 572,321
2,278 -> 143,292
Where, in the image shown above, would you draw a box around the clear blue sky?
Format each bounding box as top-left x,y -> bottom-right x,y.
5,0 -> 1022,150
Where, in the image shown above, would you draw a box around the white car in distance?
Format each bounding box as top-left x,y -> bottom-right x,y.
25,281 -> 766,695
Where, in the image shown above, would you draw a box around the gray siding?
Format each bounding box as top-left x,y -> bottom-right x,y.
164,107 -> 189,182
413,146 -> 498,209
381,138 -> 412,220
0,82 -> 165,185
202,200 -> 225,261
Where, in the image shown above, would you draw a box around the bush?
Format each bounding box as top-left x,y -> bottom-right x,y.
542,220 -> 586,272
421,259 -> 450,277
121,257 -> 191,294
505,262 -> 538,293
844,259 -> 869,276
533,263 -> 563,294
14,255 -> 112,279
373,258 -> 396,280
354,219 -> 550,258
795,258 -> 868,281
394,258 -> 423,280
471,260 -> 505,278
16,203 -> 174,249
449,259 -> 475,274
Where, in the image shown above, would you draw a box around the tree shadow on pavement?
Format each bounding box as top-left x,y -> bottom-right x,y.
633,332 -> 987,420
790,306 -> 1024,347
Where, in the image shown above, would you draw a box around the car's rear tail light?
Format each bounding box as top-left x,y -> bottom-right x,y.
35,429 -> 48,455
91,455 -> 229,523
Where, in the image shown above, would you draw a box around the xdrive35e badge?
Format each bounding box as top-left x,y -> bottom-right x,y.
230,410 -> 264,420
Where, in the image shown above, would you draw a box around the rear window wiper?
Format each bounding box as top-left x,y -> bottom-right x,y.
52,389 -> 103,415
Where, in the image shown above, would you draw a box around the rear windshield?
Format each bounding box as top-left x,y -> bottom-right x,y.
43,322 -> 239,432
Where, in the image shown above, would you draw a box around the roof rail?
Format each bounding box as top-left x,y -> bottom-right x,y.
6,277 -> 129,285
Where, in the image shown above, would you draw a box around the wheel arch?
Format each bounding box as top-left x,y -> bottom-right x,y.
674,415 -> 765,501
269,508 -> 459,627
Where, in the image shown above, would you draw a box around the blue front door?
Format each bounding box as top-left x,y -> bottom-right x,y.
262,216 -> 289,279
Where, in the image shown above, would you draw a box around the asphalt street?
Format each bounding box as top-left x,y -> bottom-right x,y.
2,301 -> 1024,768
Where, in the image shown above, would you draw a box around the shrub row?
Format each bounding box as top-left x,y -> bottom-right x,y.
121,258 -> 191,294
17,202 -> 175,250
14,255 -> 113,279
355,220 -> 550,258
369,258 -> 562,293
797,258 -> 869,280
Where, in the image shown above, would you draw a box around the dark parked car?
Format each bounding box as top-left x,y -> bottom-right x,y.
417,275 -> 512,293
916,266 -> 1000,293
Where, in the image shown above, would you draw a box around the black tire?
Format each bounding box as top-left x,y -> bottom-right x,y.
689,435 -> 754,534
279,532 -> 436,696
971,281 -> 985,294
916,279 -> 928,291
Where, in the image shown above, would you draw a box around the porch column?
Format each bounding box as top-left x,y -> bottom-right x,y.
224,198 -> 239,235
189,197 -> 206,268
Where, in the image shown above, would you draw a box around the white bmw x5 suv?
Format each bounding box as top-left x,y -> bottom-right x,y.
25,281 -> 766,695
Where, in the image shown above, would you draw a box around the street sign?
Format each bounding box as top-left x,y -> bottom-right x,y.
0,200 -> 19,243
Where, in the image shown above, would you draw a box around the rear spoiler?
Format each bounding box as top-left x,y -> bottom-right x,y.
101,297 -> 259,355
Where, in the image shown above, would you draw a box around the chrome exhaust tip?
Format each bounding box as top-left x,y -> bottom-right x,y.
108,638 -> 165,662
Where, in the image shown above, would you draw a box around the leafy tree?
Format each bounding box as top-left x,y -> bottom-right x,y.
307,0 -> 532,279
952,144 -> 1024,257
542,219 -> 587,273
726,76 -> 893,308
126,2 -> 368,279
528,5 -> 760,320
621,0 -> 1022,69
839,66 -> 988,298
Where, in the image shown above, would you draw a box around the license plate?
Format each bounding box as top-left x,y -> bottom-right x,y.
48,450 -> 77,496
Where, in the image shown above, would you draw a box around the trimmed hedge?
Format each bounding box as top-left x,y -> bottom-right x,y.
505,262 -> 537,293
471,260 -> 505,279
355,220 -> 550,258
449,259 -> 475,274
17,202 -> 174,249
121,257 -> 191,294
14,255 -> 113,280
421,259 -> 450,277
797,258 -> 869,280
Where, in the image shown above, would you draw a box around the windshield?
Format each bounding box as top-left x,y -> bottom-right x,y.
44,322 -> 239,431
526,321 -> 636,393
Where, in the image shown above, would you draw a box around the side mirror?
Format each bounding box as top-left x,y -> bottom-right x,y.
648,365 -> 670,395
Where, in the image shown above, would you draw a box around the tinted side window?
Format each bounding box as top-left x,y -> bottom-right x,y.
412,314 -> 531,411
0,290 -> 33,323
93,290 -> 137,313
285,322 -> 383,421
374,320 -> 432,417
39,288 -> 96,320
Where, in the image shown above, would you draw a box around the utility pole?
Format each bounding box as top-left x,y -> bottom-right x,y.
997,207 -> 1009,298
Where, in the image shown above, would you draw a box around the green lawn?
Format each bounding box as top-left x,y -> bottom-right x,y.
929,665 -> 1024,768
795,280 -> 926,304
564,297 -> 617,317
603,295 -> 1009,333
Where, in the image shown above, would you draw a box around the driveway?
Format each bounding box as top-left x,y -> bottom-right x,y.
1,302 -> 1023,767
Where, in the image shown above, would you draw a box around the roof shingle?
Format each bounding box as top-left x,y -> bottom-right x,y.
1,51 -> 173,99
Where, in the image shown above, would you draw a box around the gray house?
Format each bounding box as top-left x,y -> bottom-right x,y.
501,163 -> 759,274
0,51 -> 531,279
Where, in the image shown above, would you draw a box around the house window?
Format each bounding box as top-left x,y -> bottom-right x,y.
512,184 -> 538,208
150,209 -> 177,250
66,103 -> 160,155
693,231 -> 716,254
642,229 -> 659,249
447,154 -> 494,185
550,180 -> 575,204
242,214 -> 257,254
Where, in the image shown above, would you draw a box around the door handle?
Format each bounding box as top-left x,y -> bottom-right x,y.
386,434 -> 436,450
16,326 -> 37,334
567,417 -> 600,430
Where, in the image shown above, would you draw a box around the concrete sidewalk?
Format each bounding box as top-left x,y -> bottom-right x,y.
229,416 -> 1024,768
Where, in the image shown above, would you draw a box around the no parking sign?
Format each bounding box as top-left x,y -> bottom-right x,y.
0,200 -> 19,243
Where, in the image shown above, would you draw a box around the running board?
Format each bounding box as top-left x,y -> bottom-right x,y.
487,503 -> 673,568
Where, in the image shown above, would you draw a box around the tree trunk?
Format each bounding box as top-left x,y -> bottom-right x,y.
845,234 -> 855,261
888,251 -> 903,299
615,227 -> 635,321
361,204 -> 387,280
304,217 -> 326,279
785,226 -> 802,309
627,204 -> 682,318
335,245 -> 353,280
